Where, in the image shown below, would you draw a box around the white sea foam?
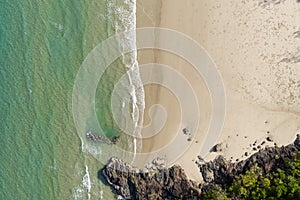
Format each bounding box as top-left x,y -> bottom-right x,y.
49,159 -> 57,171
107,0 -> 145,157
131,137 -> 137,162
73,165 -> 92,200
83,165 -> 91,199
118,195 -> 126,200
50,21 -> 63,32
99,190 -> 103,199
74,1 -> 143,199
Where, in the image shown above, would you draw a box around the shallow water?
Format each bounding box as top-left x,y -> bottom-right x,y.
0,0 -> 140,199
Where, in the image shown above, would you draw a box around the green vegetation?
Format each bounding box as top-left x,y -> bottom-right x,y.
203,185 -> 231,200
203,155 -> 300,200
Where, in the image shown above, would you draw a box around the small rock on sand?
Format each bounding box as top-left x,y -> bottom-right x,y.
182,128 -> 190,135
266,137 -> 273,142
211,143 -> 222,152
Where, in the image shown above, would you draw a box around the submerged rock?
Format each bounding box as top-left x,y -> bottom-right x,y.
86,131 -> 120,145
111,136 -> 120,144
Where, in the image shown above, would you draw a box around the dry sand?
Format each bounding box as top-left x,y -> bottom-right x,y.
135,0 -> 300,181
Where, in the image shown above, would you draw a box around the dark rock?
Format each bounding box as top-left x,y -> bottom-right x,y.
259,0 -> 287,8
86,131 -> 112,144
280,55 -> 300,63
197,155 -> 204,161
149,157 -> 167,170
182,128 -> 190,135
197,135 -> 300,185
253,140 -> 257,146
111,136 -> 120,144
294,30 -> 300,38
101,135 -> 300,199
266,137 -> 273,142
102,157 -> 201,200
294,134 -> 300,149
210,143 -> 222,152
199,156 -> 231,183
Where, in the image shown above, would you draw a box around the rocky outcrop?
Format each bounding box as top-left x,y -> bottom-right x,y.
198,134 -> 300,184
86,131 -> 120,144
101,135 -> 300,199
102,157 -> 201,200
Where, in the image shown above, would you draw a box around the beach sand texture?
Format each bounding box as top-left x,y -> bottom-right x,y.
136,0 -> 300,181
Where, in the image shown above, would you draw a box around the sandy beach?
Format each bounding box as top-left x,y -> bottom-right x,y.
135,0 -> 300,181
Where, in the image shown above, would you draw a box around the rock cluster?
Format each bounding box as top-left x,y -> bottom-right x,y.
145,157 -> 167,171
102,157 -> 201,200
86,131 -> 120,144
101,135 -> 300,199
198,134 -> 300,184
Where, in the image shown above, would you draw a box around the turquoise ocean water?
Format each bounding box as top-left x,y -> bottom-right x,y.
0,0 -> 140,199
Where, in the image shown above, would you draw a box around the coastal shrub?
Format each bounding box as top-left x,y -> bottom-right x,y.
202,156 -> 300,200
202,185 -> 230,200
228,164 -> 270,200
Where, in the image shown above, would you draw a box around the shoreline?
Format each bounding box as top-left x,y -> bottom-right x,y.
102,135 -> 300,199
135,0 -> 300,182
